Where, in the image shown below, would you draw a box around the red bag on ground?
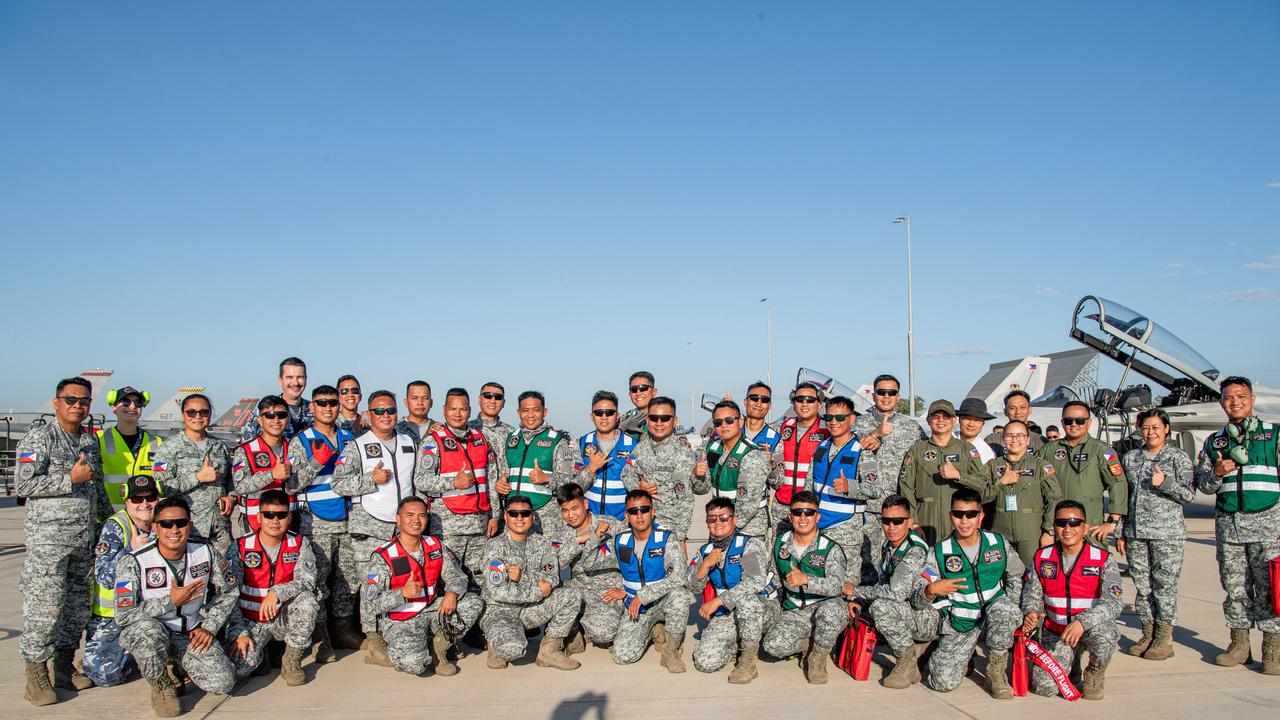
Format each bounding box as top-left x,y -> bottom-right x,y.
1012,631 -> 1029,696
851,618 -> 877,680
834,621 -> 857,678
1271,555 -> 1280,617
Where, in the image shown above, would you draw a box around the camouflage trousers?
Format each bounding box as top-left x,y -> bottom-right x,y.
567,574 -> 623,644
444,532 -> 490,588
1029,624 -> 1118,697
825,519 -> 870,586
309,527 -> 358,620
351,532 -> 387,634
1216,538 -> 1280,632
862,515 -> 885,585
229,595 -> 320,678
866,597 -> 940,652
119,618 -> 235,695
692,594 -> 776,673
19,535 -> 92,662
763,600 -> 846,657
1128,537 -> 1184,624
768,498 -> 793,540
380,593 -> 484,675
83,616 -> 132,687
613,589 -> 694,665
482,587 -> 583,662
924,597 -> 1020,693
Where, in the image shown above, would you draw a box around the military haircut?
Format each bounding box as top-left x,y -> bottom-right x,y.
591,390 -> 619,407
367,390 -> 396,405
1220,375 -> 1253,393
1044,424 -> 1060,435
790,489 -> 820,507
155,496 -> 192,517
648,396 -> 676,414
826,395 -> 856,414
747,380 -> 772,395
951,487 -> 983,508
1003,389 -> 1031,407
506,494 -> 534,511
629,370 -> 655,385
406,380 -> 431,394
480,381 -> 505,393
872,374 -> 900,390
56,376 -> 91,395
257,394 -> 287,412
518,390 -> 545,407
259,489 -> 291,509
181,393 -> 212,413
625,488 -> 653,505
881,493 -> 911,513
712,400 -> 740,416
1061,400 -> 1090,416
1054,499 -> 1087,517
705,496 -> 735,514
337,374 -> 360,387
556,483 -> 586,505
279,357 -> 306,376
397,496 -> 429,514
312,384 -> 339,399
446,387 -> 469,401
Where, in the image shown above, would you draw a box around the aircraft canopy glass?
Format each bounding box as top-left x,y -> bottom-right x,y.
1074,296 -> 1219,380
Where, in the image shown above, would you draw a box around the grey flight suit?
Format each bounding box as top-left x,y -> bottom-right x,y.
611,533 -> 694,664
983,454 -> 1062,568
286,432 -> 358,621
762,534 -> 848,657
16,422 -> 103,664
552,516 -> 625,645
897,437 -> 988,545
481,532 -> 582,661
225,537 -> 320,678
621,434 -> 697,541
686,534 -> 771,672
856,411 -> 927,573
1022,549 -> 1123,696
858,534 -> 940,652
1121,445 -> 1195,625
152,432 -> 235,553
1042,436 -> 1130,527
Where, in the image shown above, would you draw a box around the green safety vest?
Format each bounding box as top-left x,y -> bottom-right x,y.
774,530 -> 836,610
1209,419 -> 1280,513
880,531 -> 929,580
98,427 -> 161,512
705,436 -> 753,497
932,530 -> 1009,633
505,427 -> 565,510
91,510 -> 140,618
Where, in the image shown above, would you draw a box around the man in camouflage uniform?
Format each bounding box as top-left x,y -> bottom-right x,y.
336,374 -> 365,435
986,390 -> 1045,457
1194,376 -> 1280,674
692,401 -> 771,538
610,490 -> 693,671
469,381 -> 516,449
686,497 -> 772,683
621,396 -> 696,547
1119,408 -> 1196,660
619,370 -> 657,439
396,380 -> 445,446
983,420 -> 1061,568
240,356 -> 312,443
17,376 -> 103,705
498,391 -> 578,534
553,484 -> 624,650
855,373 -> 926,575
152,393 -> 235,554
481,495 -> 581,670
808,396 -> 885,586
897,399 -> 988,545
1042,400 -> 1128,542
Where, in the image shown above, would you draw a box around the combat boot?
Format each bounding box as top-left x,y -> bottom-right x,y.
565,625 -> 587,655
149,675 -> 180,718
727,642 -> 759,684
1143,622 -> 1175,661
329,615 -> 364,650
660,632 -> 687,674
312,623 -> 336,664
363,631 -> 392,667
1082,660 -> 1108,700
24,660 -> 57,706
432,633 -> 459,676
650,621 -> 667,649
486,648 -> 508,669
281,646 -> 307,686
882,642 -> 925,689
803,644 -> 829,684
1214,628 -> 1252,667
1262,633 -> 1280,675
1126,620 -> 1154,656
166,660 -> 187,696
535,634 -> 581,671
52,648 -> 94,690
986,652 -> 1013,699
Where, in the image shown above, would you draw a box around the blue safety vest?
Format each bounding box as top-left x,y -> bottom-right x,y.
749,424 -> 782,453
810,436 -> 867,528
297,426 -> 354,521
578,432 -> 639,520
614,528 -> 671,615
698,532 -> 752,618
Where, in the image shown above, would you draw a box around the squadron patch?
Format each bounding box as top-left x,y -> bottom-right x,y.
364,444 -> 383,459
1039,561 -> 1058,579
674,482 -> 685,494
1054,449 -> 1068,460
737,486 -> 746,496
1082,565 -> 1102,577
1212,436 -> 1228,449
541,562 -> 555,573
18,464 -> 36,481
944,555 -> 963,574
781,427 -> 794,441
508,437 -> 519,449
243,551 -> 263,569
778,546 -> 791,560
145,568 -> 167,589
443,437 -> 458,451
254,452 -> 271,467
923,451 -> 937,462
96,541 -> 110,556
1108,584 -> 1122,599
805,553 -> 827,568
190,562 -> 210,579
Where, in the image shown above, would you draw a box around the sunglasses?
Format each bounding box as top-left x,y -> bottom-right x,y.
1053,518 -> 1086,528
592,409 -> 618,417
746,394 -> 772,403
706,513 -> 733,523
1061,417 -> 1088,426
481,392 -> 505,401
313,399 -> 339,408
156,518 -> 191,529
260,510 -> 291,520
874,389 -> 899,397
793,396 -> 819,404
821,413 -> 850,422
126,495 -> 158,504
117,398 -> 147,408
183,408 -> 212,418
626,505 -> 653,515
339,387 -> 362,395
629,384 -> 654,393
790,508 -> 818,517
261,411 -> 289,420
506,509 -> 533,518
881,516 -> 909,526
647,414 -> 674,423
711,416 -> 740,427
950,510 -> 981,519
58,396 -> 92,407
369,407 -> 397,416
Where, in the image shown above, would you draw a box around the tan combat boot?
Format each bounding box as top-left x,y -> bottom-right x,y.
329,615 -> 364,650
149,675 -> 181,718
803,644 -> 829,684
281,646 -> 307,686
1215,628 -> 1252,667
1082,660 -> 1108,700
486,648 -> 509,669
727,642 -> 759,684
24,660 -> 57,706
432,632 -> 459,676
660,631 -> 687,674
52,648 -> 94,690
535,634 -> 581,670
883,642 -> 925,689
363,631 -> 392,667
312,623 -> 336,664
1126,620 -> 1154,656
986,651 -> 1013,699
650,621 -> 667,649
565,625 -> 587,655
166,659 -> 187,696
1262,633 -> 1280,676
1143,622 -> 1175,661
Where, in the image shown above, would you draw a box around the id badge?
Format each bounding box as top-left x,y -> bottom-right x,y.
1004,494 -> 1018,512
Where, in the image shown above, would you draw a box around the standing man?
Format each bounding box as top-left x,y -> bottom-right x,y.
762,490 -> 847,684
499,391 -> 577,533
686,498 -> 772,684
1194,376 -> 1280,674
481,495 -> 582,670
397,380 -> 443,446
986,390 -> 1045,457
897,400 -> 988,545
98,386 -> 162,516
984,420 -> 1061,568
955,398 -> 997,464
619,371 -> 657,439
469,381 -> 515,450
621,397 -> 697,549
856,374 -> 927,575
692,401 -> 771,538
17,376 -> 102,705
771,383 -> 830,534
232,395 -> 295,535
610,489 -> 694,672
335,374 -> 365,435
553,484 -> 624,652
286,385 -> 361,656
152,394 -> 234,553
330,390 -> 419,666
741,382 -> 782,452
808,396 -> 885,586
1042,401 -> 1128,541
241,357 -> 312,443
1044,425 -> 1062,442
1021,500 -> 1123,700
576,390 -> 640,522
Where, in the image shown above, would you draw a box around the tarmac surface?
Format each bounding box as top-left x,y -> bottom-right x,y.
0,496 -> 1277,719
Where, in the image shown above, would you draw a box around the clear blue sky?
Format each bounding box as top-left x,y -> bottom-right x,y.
2,2 -> 1277,435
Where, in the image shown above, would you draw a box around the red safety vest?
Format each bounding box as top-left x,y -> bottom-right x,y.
1035,543 -> 1107,634
431,427 -> 491,515
237,532 -> 303,622
238,436 -> 298,532
777,417 -> 829,504
373,536 -> 445,620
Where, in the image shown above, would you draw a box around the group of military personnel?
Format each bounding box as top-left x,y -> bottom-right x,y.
14,357 -> 1280,716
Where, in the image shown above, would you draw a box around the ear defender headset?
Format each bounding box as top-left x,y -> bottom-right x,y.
1226,416 -> 1258,465
107,389 -> 151,407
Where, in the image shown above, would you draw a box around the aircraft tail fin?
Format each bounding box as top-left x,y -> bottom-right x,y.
142,387 -> 205,424
36,368 -> 114,414
214,398 -> 258,431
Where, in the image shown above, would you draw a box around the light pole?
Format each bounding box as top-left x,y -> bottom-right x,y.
687,340 -> 695,425
761,298 -> 772,390
894,215 -> 915,418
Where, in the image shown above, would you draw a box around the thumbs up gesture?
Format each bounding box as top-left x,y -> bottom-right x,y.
271,458 -> 291,481
371,461 -> 391,485
786,565 -> 808,589
693,458 -> 709,479
197,456 -> 217,484
832,469 -> 850,494
879,415 -> 894,437
454,469 -> 476,490
999,465 -> 1019,486
70,454 -> 92,485
401,574 -> 423,599
1150,463 -> 1166,488
529,459 -> 550,485
939,458 -> 960,480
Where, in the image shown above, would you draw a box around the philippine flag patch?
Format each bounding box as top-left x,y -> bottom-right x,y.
921,566 -> 939,583
152,460 -> 168,472
18,451 -> 36,463
231,461 -> 245,473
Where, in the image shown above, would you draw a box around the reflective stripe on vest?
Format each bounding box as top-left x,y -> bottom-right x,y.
1210,421 -> 1280,513
578,432 -> 638,521
615,529 -> 671,615
705,436 -> 767,511
238,437 -> 297,531
1036,543 -> 1107,634
92,510 -> 139,618
351,431 -> 418,523
133,542 -> 213,633
811,436 -> 867,527
374,536 -> 445,620
774,530 -> 835,610
777,418 -> 829,504
430,427 -> 491,515
879,531 -> 929,580
237,532 -> 303,622
931,531 -> 1008,633
698,533 -> 749,618
298,426 -> 354,521
505,427 -> 563,510
99,428 -> 160,512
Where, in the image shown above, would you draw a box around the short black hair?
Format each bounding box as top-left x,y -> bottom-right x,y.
337,374 -> 360,388
1027,421 -> 1042,433
446,387 -> 469,401
312,384 -> 338,399
793,382 -> 821,398
625,488 -> 653,505
1054,499 -> 1086,517
881,494 -> 910,513
712,400 -> 740,416
518,390 -> 545,407
56,377 -> 92,395
506,494 -> 534,511
1044,424 -> 1060,434
367,390 -> 396,405
279,357 -> 306,376
259,489 -> 291,509
591,390 -> 619,408
480,381 -> 505,393
705,497 -> 735,514
257,394 -> 286,412
648,396 -> 676,414
790,489 -> 819,507
181,393 -> 212,413
1003,390 -> 1031,407
406,380 -> 432,395
1061,400 -> 1090,416
556,484 -> 586,505
951,488 -> 983,508
397,496 -> 429,513
155,496 -> 191,517
747,381 -> 772,395
1135,408 -> 1170,429
1220,376 -> 1253,393
872,374 -> 900,390
629,371 -> 655,385
826,395 -> 856,414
